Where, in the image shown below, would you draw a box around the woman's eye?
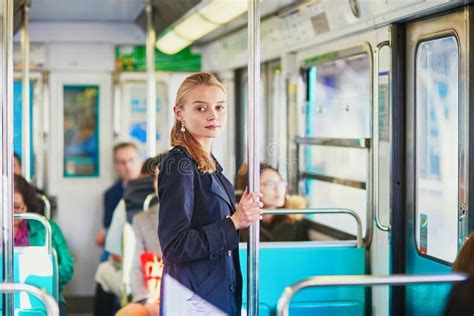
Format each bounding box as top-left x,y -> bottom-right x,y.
216,105 -> 225,111
196,107 -> 206,112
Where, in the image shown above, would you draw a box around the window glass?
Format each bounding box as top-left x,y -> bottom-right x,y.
63,85 -> 99,177
13,80 -> 35,176
415,36 -> 458,262
304,53 -> 370,237
123,82 -> 169,157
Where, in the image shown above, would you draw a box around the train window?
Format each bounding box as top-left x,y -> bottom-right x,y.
13,80 -> 35,176
303,51 -> 370,237
121,81 -> 169,157
415,36 -> 458,263
63,85 -> 100,177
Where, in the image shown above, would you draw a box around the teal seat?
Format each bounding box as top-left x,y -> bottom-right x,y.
240,241 -> 365,315
0,214 -> 58,315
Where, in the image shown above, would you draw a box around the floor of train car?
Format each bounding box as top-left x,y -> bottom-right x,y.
66,219 -> 354,314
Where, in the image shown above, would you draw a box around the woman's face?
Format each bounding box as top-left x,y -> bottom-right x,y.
260,169 -> 286,209
175,85 -> 227,148
13,192 -> 27,226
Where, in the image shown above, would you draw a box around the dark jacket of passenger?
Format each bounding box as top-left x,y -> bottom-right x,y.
158,146 -> 242,315
123,176 -> 156,223
103,181 -> 124,229
444,277 -> 474,316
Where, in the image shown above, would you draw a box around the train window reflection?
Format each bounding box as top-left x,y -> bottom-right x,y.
63,85 -> 99,177
415,36 -> 458,263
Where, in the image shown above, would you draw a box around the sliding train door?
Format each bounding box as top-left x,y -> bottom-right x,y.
403,7 -> 472,315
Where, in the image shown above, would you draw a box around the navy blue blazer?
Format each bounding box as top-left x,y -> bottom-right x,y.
158,146 -> 242,315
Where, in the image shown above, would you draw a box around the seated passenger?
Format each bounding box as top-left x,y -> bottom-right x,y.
239,163 -> 310,242
14,152 -> 57,218
444,232 -> 474,316
13,175 -> 74,316
95,155 -> 163,314
116,156 -> 164,316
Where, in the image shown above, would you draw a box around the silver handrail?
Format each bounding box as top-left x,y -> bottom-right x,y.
277,273 -> 467,316
247,0 -> 262,314
14,213 -> 52,254
373,41 -> 391,232
263,208 -> 363,248
294,136 -> 370,149
0,282 -> 59,316
143,193 -> 157,211
37,194 -> 51,220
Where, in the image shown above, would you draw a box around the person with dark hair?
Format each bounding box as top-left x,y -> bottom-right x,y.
93,142 -> 141,316
116,154 -> 166,316
444,232 -> 474,316
13,152 -> 22,175
13,175 -> 74,316
13,153 -> 57,218
94,154 -> 165,316
238,163 -> 310,242
158,72 -> 262,315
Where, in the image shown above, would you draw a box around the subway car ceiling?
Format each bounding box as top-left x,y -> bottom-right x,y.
11,0 -> 467,58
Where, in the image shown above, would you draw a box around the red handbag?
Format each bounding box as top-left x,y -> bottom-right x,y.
140,252 -> 164,303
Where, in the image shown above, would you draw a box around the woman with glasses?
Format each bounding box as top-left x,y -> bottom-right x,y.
14,174 -> 74,316
239,163 -> 311,242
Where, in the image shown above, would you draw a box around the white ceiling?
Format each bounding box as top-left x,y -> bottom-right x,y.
30,0 -> 145,22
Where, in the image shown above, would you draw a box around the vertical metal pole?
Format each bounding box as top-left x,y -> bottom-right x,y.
2,0 -> 15,314
247,0 -> 260,315
145,0 -> 157,157
21,0 -> 31,180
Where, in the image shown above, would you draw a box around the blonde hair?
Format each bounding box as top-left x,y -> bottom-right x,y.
171,72 -> 226,173
453,232 -> 474,275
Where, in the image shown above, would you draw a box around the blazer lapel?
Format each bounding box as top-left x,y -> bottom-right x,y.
210,174 -> 235,212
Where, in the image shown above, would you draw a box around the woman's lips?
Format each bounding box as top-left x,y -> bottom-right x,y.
205,125 -> 220,130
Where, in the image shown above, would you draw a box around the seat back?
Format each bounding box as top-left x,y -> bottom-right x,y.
0,213 -> 59,314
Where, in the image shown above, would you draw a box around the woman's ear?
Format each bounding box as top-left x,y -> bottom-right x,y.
174,106 -> 184,121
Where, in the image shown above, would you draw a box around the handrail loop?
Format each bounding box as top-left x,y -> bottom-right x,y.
0,283 -> 59,316
263,208 -> 363,248
14,213 -> 52,254
37,194 -> 51,220
277,273 -> 467,316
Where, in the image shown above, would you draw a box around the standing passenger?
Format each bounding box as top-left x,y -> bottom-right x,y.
158,72 -> 262,315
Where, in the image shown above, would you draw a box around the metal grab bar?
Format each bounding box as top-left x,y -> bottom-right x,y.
14,213 -> 52,254
277,273 -> 467,316
37,194 -> 51,220
264,208 -> 363,248
373,40 -> 391,232
143,193 -> 157,211
295,136 -> 371,149
0,282 -> 59,315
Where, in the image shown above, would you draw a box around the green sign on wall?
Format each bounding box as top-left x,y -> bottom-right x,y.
115,45 -> 201,72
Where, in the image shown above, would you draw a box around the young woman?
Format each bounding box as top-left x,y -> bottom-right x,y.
158,72 -> 262,315
14,174 -> 74,316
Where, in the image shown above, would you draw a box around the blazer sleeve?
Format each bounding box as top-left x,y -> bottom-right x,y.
130,216 -> 150,302
158,155 -> 238,265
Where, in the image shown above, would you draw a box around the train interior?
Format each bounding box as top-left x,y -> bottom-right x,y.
0,0 -> 472,315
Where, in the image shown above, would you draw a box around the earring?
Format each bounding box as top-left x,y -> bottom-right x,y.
180,121 -> 186,133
